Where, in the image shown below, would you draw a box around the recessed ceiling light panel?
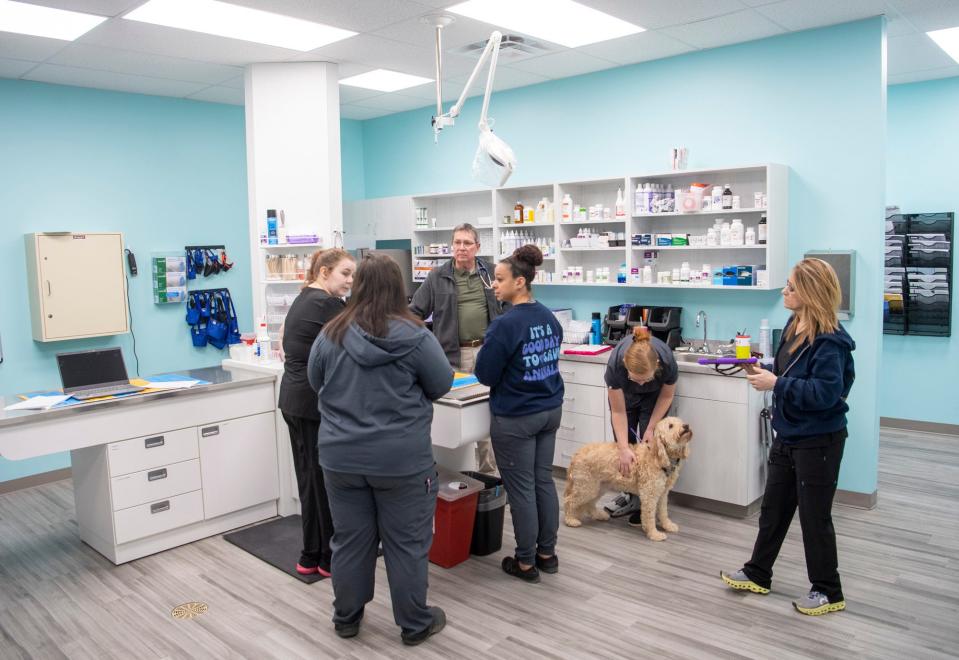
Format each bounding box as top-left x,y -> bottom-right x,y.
124,0 -> 356,52
0,0 -> 107,41
928,26 -> 959,65
447,0 -> 644,49
340,69 -> 433,92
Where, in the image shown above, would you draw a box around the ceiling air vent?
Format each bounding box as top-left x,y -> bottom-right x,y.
454,35 -> 552,62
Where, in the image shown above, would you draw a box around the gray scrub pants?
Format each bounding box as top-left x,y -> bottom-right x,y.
323,465 -> 438,635
490,407 -> 562,564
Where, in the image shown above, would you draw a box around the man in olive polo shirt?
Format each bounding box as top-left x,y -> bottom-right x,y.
411,223 -> 504,471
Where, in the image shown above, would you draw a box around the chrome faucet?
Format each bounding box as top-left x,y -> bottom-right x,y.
695,310 -> 709,353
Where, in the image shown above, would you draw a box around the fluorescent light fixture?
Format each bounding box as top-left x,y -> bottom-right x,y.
447,0 -> 643,49
928,26 -> 959,64
124,0 -> 356,52
0,0 -> 106,41
340,69 -> 433,92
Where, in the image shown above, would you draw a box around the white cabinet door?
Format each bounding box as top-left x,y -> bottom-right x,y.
671,395 -> 749,505
198,412 -> 279,520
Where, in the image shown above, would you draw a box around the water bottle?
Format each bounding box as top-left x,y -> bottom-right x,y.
591,312 -> 602,345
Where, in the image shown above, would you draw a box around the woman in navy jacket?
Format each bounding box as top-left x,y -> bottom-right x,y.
721,258 -> 855,617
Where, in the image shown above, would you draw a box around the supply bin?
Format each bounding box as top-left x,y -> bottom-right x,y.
461,471 -> 506,556
429,467 -> 484,568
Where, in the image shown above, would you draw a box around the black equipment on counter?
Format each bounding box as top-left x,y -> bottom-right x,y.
602,304 -> 682,349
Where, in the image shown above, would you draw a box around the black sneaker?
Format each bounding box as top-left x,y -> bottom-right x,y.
401,606 -> 447,646
334,621 -> 360,639
627,510 -> 643,527
502,556 -> 541,583
535,554 -> 559,574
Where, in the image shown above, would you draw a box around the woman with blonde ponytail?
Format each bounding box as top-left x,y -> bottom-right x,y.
603,324 -> 679,525
722,258 -> 855,617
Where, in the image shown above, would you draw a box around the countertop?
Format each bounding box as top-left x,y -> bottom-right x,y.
559,345 -> 748,378
0,366 -> 275,430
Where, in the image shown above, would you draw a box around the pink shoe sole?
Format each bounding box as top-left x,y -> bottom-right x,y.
296,564 -> 319,575
317,567 -> 332,578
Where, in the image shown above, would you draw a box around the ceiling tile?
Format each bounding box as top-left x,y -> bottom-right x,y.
15,0 -> 142,16
506,50 -> 620,79
350,93 -> 430,113
23,63 -> 209,97
888,32 -> 958,75
753,0 -> 889,31
47,43 -> 243,85
660,9 -> 786,50
0,32 -> 70,62
388,79 -> 463,102
340,104 -> 392,120
886,0 -> 959,32
886,14 -> 918,38
578,0 -> 747,31
888,64 -> 959,85
372,12 -> 503,51
448,65 -> 551,96
186,85 -> 245,105
338,84 -> 387,103
578,29 -> 696,65
738,0 -> 782,6
306,33 -> 476,79
0,57 -> 38,78
76,18 -> 301,66
226,0 -> 434,33
219,74 -> 243,89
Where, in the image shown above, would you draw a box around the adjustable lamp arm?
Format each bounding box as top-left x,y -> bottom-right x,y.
432,29 -> 503,141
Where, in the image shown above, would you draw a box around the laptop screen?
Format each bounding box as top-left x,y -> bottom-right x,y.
57,348 -> 129,391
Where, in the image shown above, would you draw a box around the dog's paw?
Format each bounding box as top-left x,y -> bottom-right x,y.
646,530 -> 667,542
564,517 -> 583,528
591,508 -> 610,521
661,520 -> 679,533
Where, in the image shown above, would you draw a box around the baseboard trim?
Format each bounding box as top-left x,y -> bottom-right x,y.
835,488 -> 877,509
667,492 -> 762,519
0,468 -> 73,495
880,417 -> 959,437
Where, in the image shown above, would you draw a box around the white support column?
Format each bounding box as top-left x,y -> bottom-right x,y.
244,61 -> 342,324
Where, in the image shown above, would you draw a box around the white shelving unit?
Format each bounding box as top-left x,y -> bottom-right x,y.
405,164 -> 788,290
256,243 -> 327,354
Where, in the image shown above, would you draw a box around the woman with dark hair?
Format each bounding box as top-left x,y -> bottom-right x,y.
307,254 -> 453,646
474,245 -> 564,583
721,258 -> 855,616
278,248 -> 354,577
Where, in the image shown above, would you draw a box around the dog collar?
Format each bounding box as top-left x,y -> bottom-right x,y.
663,457 -> 682,477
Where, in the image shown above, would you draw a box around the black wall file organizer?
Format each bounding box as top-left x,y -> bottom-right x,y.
884,212 -> 953,337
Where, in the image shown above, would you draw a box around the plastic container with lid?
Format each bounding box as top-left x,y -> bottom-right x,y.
429,467 -> 484,568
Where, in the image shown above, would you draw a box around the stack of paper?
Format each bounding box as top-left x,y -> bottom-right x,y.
4,395 -> 71,411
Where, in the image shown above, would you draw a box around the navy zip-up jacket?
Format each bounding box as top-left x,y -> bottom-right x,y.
767,316 -> 856,442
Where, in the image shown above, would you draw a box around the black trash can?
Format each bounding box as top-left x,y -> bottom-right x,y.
461,471 -> 506,556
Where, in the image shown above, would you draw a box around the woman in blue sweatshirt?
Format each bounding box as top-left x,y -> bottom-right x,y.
721,258 -> 855,616
475,245 -> 564,583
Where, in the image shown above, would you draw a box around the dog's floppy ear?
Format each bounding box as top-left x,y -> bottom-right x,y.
655,435 -> 670,468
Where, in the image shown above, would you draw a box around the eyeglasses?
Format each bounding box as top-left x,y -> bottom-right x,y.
453,240 -> 477,247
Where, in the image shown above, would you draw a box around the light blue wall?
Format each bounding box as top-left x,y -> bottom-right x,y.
0,80 -> 251,483
883,76 -> 959,425
341,118 -> 366,202
360,18 -> 887,494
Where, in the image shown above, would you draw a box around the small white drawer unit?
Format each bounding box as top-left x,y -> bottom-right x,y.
554,359 -> 610,468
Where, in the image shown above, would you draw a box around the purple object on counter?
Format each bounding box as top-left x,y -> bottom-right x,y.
287,234 -> 320,244
697,356 -> 758,365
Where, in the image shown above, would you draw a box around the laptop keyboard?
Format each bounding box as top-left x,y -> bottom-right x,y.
71,384 -> 144,400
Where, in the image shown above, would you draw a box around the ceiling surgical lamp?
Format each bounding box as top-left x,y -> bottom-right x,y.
428,16 -> 516,187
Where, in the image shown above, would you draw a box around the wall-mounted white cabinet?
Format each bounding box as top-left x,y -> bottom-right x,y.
24,232 -> 129,342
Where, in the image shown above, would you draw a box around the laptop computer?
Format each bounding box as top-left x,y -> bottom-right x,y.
56,348 -> 145,401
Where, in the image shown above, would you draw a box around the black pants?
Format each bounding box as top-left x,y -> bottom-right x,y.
743,431 -> 846,601
282,412 -> 334,570
618,393 -> 655,444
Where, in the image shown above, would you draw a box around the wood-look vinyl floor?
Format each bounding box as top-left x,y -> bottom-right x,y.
1,428 -> 957,659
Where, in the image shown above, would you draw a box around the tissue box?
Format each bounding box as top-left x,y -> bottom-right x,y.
671,234 -> 689,246
722,266 -> 738,286
736,265 -> 754,286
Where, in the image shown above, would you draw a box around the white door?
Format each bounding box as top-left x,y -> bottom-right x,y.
198,412 -> 279,520
671,396 -> 748,505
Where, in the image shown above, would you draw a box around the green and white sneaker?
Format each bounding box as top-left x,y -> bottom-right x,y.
720,569 -> 770,594
793,591 -> 845,616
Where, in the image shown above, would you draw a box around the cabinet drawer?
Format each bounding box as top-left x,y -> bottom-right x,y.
553,438 -> 590,469
561,382 -> 606,418
556,361 -> 606,387
556,410 -> 606,445
108,427 -> 198,477
111,459 -> 202,511
674,372 -> 747,404
113,490 -> 204,545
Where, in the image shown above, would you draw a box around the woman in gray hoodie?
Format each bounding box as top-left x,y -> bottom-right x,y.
307,254 -> 453,647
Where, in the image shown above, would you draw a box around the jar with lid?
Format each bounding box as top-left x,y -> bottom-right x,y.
730,218 -> 744,246
707,227 -> 718,246
744,227 -> 756,246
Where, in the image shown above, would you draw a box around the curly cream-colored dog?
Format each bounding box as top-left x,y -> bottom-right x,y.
563,417 -> 692,541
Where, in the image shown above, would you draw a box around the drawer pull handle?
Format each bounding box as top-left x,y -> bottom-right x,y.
201,425 -> 220,437
560,424 -> 576,431
151,501 -> 170,514
147,468 -> 167,482
144,436 -> 165,449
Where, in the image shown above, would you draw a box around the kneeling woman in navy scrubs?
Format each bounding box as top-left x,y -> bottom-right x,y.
475,245 -> 564,583
603,326 -> 679,526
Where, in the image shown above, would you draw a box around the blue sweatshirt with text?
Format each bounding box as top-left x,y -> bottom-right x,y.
474,301 -> 564,417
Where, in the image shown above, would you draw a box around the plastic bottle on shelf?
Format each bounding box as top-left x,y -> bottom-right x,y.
642,265 -> 653,284
618,263 -> 627,284
514,201 -> 524,224
634,183 -> 643,214
711,186 -> 723,210
591,313 -> 602,344
720,222 -> 731,247
758,215 -> 768,244
255,318 -> 272,362
722,184 -> 733,210
745,227 -> 756,246
759,318 -> 772,358
730,218 -> 744,245
562,194 -> 572,222
615,188 -> 626,218
680,262 -> 690,282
